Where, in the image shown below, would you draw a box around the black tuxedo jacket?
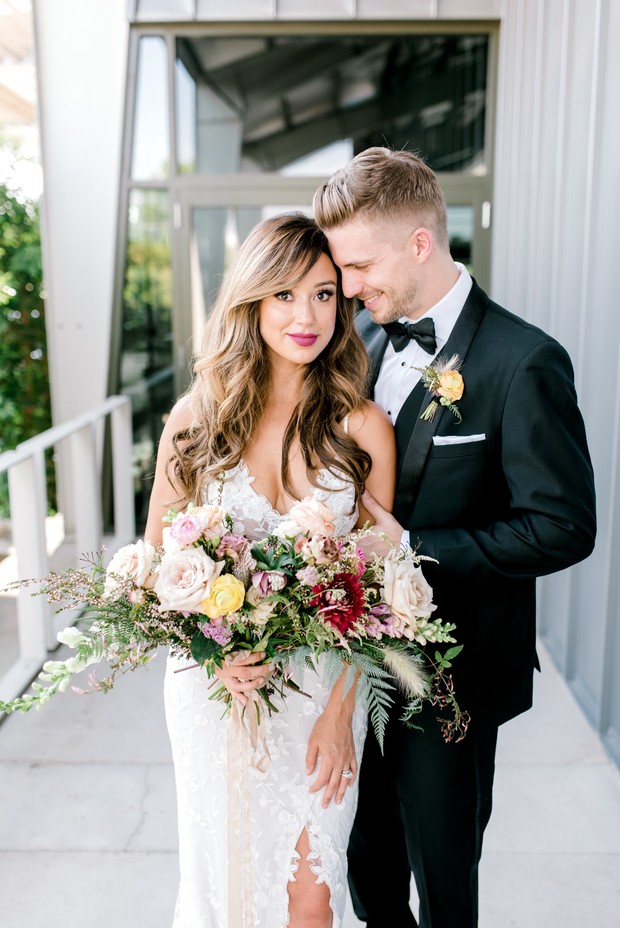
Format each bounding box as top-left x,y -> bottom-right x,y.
358,279 -> 596,725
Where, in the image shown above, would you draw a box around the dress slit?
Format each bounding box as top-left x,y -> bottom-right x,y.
286,822 -> 337,927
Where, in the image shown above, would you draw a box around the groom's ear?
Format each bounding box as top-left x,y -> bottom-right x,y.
408,227 -> 434,264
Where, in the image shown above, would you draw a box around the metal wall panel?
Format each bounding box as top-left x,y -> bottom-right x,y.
196,0 -> 274,19
131,0 -> 503,22
583,0 -> 620,759
276,0 -> 355,19
134,0 -> 195,20
438,0 -> 502,16
355,0 -> 440,17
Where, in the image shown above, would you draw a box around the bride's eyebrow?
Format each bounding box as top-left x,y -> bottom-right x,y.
313,279 -> 337,287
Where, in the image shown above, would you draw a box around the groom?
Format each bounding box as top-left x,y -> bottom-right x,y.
313,148 -> 596,927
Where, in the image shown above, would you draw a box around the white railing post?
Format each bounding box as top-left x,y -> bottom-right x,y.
7,451 -> 51,658
0,395 -> 134,707
111,399 -> 136,544
69,424 -> 102,562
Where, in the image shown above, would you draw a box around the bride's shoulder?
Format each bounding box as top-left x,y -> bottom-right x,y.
164,395 -> 193,435
152,396 -> 195,470
346,400 -> 393,442
155,395 -> 195,454
346,400 -> 395,470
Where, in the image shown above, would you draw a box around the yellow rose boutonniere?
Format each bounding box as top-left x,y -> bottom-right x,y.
416,354 -> 464,423
201,574 -> 246,618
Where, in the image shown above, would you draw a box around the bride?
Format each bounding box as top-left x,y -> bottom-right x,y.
144,212 -> 396,928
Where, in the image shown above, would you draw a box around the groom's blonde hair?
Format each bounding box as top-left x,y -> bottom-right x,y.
313,147 -> 449,251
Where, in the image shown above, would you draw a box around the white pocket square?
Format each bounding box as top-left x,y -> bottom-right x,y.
432,433 -> 486,446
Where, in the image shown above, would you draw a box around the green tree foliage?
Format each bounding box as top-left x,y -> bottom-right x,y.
0,182 -> 54,514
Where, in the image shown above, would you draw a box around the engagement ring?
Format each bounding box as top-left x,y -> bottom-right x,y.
341,769 -> 354,779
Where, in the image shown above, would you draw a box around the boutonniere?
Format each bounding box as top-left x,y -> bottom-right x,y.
415,354 -> 464,423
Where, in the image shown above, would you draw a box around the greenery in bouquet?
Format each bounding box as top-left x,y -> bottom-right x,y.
0,495 -> 470,747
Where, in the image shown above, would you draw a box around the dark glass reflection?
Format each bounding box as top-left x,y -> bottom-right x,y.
175,34 -> 488,176
118,189 -> 174,527
447,205 -> 474,271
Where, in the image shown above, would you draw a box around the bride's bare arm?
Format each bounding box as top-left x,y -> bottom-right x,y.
347,401 -> 396,527
305,405 -> 396,805
144,398 -> 192,546
306,667 -> 360,807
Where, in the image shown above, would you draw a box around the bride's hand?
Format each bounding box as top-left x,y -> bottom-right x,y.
306,709 -> 357,808
215,651 -> 272,707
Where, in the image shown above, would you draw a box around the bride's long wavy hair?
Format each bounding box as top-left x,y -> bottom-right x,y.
170,212 -> 371,504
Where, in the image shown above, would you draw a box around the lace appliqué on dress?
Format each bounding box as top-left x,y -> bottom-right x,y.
205,460 -> 358,540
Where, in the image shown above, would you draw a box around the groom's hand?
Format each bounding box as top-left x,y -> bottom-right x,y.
358,489 -> 405,556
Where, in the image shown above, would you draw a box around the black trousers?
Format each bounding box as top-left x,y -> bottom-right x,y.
348,705 -> 498,928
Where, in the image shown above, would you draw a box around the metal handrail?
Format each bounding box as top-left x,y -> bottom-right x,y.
0,395 -> 135,708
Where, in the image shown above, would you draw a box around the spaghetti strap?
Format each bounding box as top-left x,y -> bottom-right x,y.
343,416 -> 349,434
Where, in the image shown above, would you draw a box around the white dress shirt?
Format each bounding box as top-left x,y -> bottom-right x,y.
374,263 -> 473,425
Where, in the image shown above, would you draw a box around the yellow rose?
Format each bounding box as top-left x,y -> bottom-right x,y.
437,370 -> 464,403
201,575 -> 246,618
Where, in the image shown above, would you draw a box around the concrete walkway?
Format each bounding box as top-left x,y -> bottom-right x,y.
0,642 -> 619,928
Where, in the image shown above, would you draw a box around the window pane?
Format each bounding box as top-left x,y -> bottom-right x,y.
176,53 -> 197,174
447,205 -> 474,272
131,36 -> 170,180
175,34 -> 488,176
119,189 -> 174,526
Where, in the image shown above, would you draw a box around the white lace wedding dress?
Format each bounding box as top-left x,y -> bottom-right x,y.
164,462 -> 367,927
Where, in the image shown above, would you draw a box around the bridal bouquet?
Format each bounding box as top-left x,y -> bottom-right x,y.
0,497 -> 469,745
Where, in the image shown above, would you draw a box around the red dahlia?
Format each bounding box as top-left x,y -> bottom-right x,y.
309,572 -> 366,635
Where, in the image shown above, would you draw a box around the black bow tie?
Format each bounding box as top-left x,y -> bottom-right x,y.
382,318 -> 437,355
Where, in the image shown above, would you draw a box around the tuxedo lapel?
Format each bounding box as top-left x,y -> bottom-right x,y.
355,309 -> 389,393
393,281 -> 488,521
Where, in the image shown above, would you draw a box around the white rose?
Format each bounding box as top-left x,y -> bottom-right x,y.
104,540 -> 157,599
382,558 -> 436,631
287,497 -> 336,537
154,547 -> 224,613
272,518 -> 303,540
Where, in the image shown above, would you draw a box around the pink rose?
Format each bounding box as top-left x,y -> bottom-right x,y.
154,548 -> 224,613
287,496 -> 336,537
169,504 -> 228,548
188,504 -> 228,538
